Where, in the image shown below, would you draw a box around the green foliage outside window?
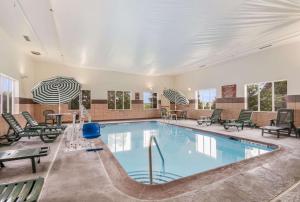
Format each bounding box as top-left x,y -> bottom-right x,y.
260,82 -> 272,111
143,92 -> 158,109
246,80 -> 287,111
108,91 -> 131,110
108,91 -> 115,109
275,81 -> 287,111
247,84 -> 258,111
116,91 -> 124,109
124,91 -> 131,109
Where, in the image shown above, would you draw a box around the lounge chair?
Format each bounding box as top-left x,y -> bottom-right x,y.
223,110 -> 254,131
0,177 -> 44,202
197,109 -> 223,126
0,147 -> 49,173
21,111 -> 66,131
261,109 -> 295,138
2,113 -> 60,143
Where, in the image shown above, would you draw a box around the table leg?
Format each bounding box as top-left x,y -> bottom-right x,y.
56,116 -> 62,127
31,157 -> 36,173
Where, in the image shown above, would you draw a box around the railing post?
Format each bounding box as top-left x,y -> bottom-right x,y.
149,136 -> 153,184
148,135 -> 165,185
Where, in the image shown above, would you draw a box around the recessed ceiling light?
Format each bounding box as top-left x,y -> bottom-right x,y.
23,35 -> 30,42
31,51 -> 41,55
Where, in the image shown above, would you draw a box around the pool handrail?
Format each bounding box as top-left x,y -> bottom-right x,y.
148,135 -> 165,184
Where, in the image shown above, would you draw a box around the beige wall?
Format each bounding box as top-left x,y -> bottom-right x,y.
32,60 -> 175,100
0,29 -> 35,98
174,41 -> 300,99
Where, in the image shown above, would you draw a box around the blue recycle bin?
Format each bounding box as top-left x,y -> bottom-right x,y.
82,122 -> 101,139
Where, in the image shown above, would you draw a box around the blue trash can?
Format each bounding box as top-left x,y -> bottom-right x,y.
82,122 -> 101,139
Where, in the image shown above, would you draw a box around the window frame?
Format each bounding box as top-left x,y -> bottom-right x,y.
195,88 -> 217,110
0,73 -> 18,114
143,92 -> 158,110
245,80 -> 287,112
107,90 -> 132,110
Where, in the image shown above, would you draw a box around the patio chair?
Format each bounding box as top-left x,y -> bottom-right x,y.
160,108 -> 177,120
43,109 -> 55,125
2,113 -> 60,143
0,147 -> 49,173
0,177 -> 44,202
178,111 -> 187,120
261,109 -> 295,138
22,111 -> 66,131
197,109 -> 223,126
223,110 -> 254,131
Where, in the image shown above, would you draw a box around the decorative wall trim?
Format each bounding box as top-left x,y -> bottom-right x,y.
131,100 -> 143,104
286,95 -> 300,102
15,97 -> 35,104
91,99 -> 108,104
216,97 -> 245,103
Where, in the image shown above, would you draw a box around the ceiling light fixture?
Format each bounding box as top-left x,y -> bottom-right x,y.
31,51 -> 41,55
259,44 -> 272,50
23,35 -> 31,42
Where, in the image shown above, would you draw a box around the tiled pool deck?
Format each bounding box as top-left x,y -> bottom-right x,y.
1,119 -> 300,202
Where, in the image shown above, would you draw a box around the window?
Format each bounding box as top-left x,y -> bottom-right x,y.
0,74 -> 18,114
107,91 -> 131,110
246,80 -> 287,111
196,88 -> 216,110
143,92 -> 158,109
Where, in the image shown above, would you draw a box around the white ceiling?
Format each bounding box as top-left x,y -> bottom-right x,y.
0,0 -> 300,75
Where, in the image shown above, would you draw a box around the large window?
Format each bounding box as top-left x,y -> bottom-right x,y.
143,92 -> 158,109
246,80 -> 287,111
0,74 -> 18,114
196,88 -> 216,110
107,91 -> 131,110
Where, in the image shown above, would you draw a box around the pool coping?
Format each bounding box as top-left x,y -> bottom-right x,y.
96,120 -> 284,200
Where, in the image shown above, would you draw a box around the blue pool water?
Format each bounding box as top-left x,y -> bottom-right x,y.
100,121 -> 274,184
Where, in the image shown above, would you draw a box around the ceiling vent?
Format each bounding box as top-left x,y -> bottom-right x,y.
23,35 -> 31,42
31,51 -> 41,55
199,65 -> 206,68
259,44 -> 272,50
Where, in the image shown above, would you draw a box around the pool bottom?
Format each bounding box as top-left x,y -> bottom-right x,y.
96,120 -> 281,200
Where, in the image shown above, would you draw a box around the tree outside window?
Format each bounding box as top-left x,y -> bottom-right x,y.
107,91 -> 131,110
143,92 -> 158,109
196,89 -> 216,110
246,80 -> 287,111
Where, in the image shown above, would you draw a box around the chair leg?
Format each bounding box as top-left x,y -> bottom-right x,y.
261,129 -> 264,136
0,162 -> 5,168
31,157 -> 36,173
277,131 -> 280,138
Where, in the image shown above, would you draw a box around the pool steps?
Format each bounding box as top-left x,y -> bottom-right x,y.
128,170 -> 182,184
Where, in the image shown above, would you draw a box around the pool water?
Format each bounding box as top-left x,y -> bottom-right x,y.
100,121 -> 274,184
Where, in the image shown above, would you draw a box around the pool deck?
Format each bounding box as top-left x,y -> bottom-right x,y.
1,119 -> 300,202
